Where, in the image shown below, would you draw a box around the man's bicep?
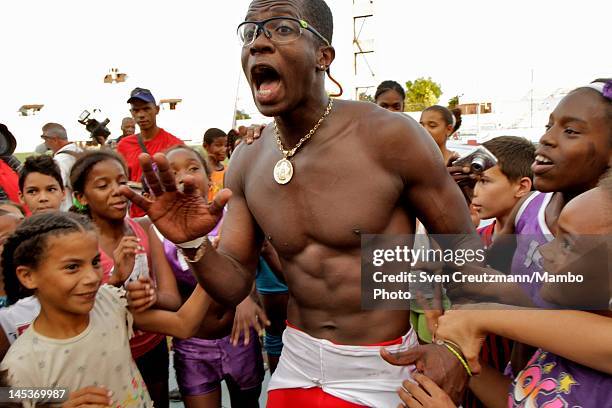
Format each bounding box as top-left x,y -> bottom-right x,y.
399,125 -> 474,235
218,159 -> 262,275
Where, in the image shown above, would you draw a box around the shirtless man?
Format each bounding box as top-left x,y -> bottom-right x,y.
121,1 -> 477,406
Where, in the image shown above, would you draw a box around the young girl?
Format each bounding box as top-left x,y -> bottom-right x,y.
434,177 -> 612,407
154,145 -> 264,408
402,81 -> 612,407
0,212 -> 210,407
374,80 -> 405,113
70,150 -> 182,408
419,105 -> 462,165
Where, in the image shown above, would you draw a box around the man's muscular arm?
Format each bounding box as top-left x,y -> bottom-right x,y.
387,115 -> 477,239
119,149 -> 263,307
372,111 -> 474,404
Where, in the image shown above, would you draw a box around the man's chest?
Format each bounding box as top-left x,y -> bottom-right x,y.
244,143 -> 404,250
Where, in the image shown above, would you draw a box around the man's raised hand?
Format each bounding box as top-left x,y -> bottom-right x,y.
118,153 -> 231,244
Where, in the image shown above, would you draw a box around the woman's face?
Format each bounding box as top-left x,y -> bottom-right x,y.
420,110 -> 453,148
376,89 -> 404,112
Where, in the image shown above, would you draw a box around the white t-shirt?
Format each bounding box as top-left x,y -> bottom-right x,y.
53,143 -> 83,211
0,285 -> 152,407
0,296 -> 40,343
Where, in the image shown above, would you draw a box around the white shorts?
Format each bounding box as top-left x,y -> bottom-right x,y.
268,325 -> 418,407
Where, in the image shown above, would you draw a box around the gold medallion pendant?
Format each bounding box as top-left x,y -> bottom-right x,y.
273,158 -> 294,185
273,98 -> 334,185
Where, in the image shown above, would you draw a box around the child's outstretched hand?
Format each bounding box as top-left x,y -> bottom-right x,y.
62,386 -> 113,407
398,373 -> 457,408
231,295 -> 270,346
126,276 -> 157,313
109,236 -> 142,285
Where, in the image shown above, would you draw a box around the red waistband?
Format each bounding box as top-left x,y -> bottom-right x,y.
268,388 -> 367,408
285,321 -> 403,347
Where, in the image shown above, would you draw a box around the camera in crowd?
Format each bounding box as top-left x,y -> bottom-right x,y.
452,146 -> 497,174
78,110 -> 111,145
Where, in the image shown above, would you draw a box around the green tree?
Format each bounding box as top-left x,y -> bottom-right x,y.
358,92 -> 375,103
404,77 -> 442,112
235,109 -> 251,120
448,95 -> 460,109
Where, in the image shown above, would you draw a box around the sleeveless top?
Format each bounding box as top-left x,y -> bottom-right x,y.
511,192 -> 556,308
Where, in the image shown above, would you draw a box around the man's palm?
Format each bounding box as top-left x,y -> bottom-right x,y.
119,152 -> 230,244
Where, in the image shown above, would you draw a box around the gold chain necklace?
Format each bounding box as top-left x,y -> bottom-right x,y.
273,98 -> 334,184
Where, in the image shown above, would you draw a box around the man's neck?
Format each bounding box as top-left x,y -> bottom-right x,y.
274,91 -> 330,148
140,126 -> 160,141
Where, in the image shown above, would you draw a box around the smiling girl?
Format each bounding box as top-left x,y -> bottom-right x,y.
0,212 -> 209,407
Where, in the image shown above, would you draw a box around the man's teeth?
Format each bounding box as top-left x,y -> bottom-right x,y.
257,89 -> 271,95
535,155 -> 552,164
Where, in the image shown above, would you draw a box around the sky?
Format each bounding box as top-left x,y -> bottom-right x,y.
1,0 -> 610,152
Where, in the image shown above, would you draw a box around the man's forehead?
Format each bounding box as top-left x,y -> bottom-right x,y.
246,0 -> 303,20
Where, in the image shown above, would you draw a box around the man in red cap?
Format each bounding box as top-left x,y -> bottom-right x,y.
117,87 -> 183,217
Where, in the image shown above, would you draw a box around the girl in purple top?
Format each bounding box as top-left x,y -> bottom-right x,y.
436,179 -> 612,407
401,81 -> 612,407
152,145 -> 265,408
509,80 -> 612,307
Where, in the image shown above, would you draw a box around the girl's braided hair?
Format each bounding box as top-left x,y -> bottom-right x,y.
1,211 -> 95,305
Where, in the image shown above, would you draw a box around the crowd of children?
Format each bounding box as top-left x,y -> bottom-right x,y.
0,77 -> 609,408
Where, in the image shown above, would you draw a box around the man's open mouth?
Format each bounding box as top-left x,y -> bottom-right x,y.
251,64 -> 282,104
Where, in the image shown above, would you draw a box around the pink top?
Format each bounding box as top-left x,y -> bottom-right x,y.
99,218 -> 164,359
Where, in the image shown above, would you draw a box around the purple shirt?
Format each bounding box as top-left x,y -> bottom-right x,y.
159,215 -> 223,295
509,349 -> 612,407
511,192 -> 556,308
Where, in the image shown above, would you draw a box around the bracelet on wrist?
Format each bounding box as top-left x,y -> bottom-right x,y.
179,238 -> 209,263
176,236 -> 206,249
442,341 -> 473,377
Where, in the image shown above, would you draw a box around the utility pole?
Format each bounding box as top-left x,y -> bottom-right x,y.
353,0 -> 375,100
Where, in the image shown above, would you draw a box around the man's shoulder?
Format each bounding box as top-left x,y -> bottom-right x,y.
341,100 -> 435,158
340,100 -> 423,141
